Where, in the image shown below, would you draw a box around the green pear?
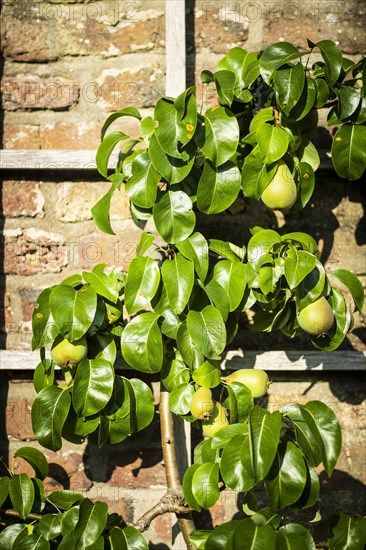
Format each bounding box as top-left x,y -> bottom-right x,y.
203,402 -> 229,437
223,369 -> 270,398
190,387 -> 215,420
261,163 -> 297,211
297,296 -> 335,336
51,335 -> 88,368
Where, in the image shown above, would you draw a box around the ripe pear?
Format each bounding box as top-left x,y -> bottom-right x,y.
223,369 -> 270,398
297,296 -> 335,336
190,387 -> 215,420
203,402 -> 229,437
261,163 -> 297,211
51,335 -> 88,368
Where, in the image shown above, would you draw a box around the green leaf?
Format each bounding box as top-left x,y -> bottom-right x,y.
217,48 -> 258,89
274,63 -> 305,116
304,401 -> 342,476
205,279 -> 230,321
328,512 -> 366,550
209,239 -> 244,263
220,434 -> 251,491
32,287 -> 58,350
277,523 -> 316,549
284,247 -> 317,289
288,77 -> 316,120
332,269 -> 364,312
314,39 -> 343,85
176,323 -> 204,369
192,462 -> 220,509
299,140 -> 320,171
47,490 -> 83,510
226,382 -> 254,423
192,361 -> 221,388
109,525 -> 148,550
14,447 -> 48,480
197,160 -> 241,214
260,42 -> 302,83
177,232 -> 209,281
161,353 -> 190,392
125,153 -> 160,208
241,146 -> 278,199
214,70 -> 236,106
140,115 -> 154,138
186,305 -> 226,359
194,107 -> 240,166
189,531 -> 210,549
265,440 -> 307,509
15,534 -> 50,549
149,133 -> 195,184
39,514 -> 63,541
331,124 -> 366,180
32,386 -> 71,451
182,464 -> 202,512
72,358 -> 114,417
121,312 -> 163,373
153,190 -> 196,244
337,85 -> 361,120
257,124 -> 289,163
50,284 -> 97,342
211,423 -> 248,449
9,473 -> 34,519
0,477 -> 9,507
96,131 -> 128,178
100,106 -> 141,140
91,176 -> 122,236
169,383 -> 195,415
161,253 -> 194,314
232,518 -> 276,549
136,232 -> 154,256
83,264 -> 119,302
295,261 -> 326,311
210,260 -> 246,311
281,403 -> 323,467
0,524 -> 28,550
124,256 -> 160,314
74,498 -> 108,549
292,463 -> 320,510
247,229 -> 280,271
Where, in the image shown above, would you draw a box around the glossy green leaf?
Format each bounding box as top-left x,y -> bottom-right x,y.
121,312 -> 163,373
14,447 -> 48,480
182,464 -> 202,512
9,473 -> 34,519
260,42 -> 302,83
47,490 -> 83,510
232,518 -> 276,550
221,434 -> 250,491
337,85 -> 361,120
274,63 -> 305,116
74,498 -> 108,549
284,247 -> 317,289
109,525 -> 148,550
313,39 -> 343,85
83,264 -> 119,302
247,230 -> 281,271
125,153 -> 160,208
192,462 -> 220,509
299,140 -> 320,171
186,305 -> 227,359
331,124 -> 366,180
32,287 -> 58,350
295,261 -> 326,311
91,176 -> 122,236
153,190 -> 196,244
197,160 -> 241,214
124,256 -> 160,314
0,524 -> 28,550
177,232 -> 209,281
265,440 -> 307,509
210,260 -> 246,311
288,77 -> 316,120
241,146 -> 278,199
50,284 -> 97,342
32,386 -> 71,451
15,533 -> 50,550
292,462 -> 320,510
169,383 -> 195,415
281,403 -> 323,467
257,124 -> 289,163
205,279 -> 230,321
39,514 -> 64,541
72,358 -> 114,417
277,523 -> 316,549
192,361 -> 221,388
161,253 -> 194,314
0,476 -> 9,507
328,513 -> 366,550
136,232 -> 154,256
217,48 -> 258,89
332,269 -> 364,312
226,381 -> 254,423
189,531 -> 210,549
194,107 -> 240,166
161,353 -> 190,392
214,70 -> 236,106
140,115 -> 154,138
96,131 -> 128,178
100,106 -> 141,140
149,133 -> 195,184
211,423 -> 248,449
160,308 -> 181,339
208,239 -> 243,263
176,323 -> 205,369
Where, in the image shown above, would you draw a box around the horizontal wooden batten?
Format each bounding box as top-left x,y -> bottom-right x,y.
0,349 -> 365,372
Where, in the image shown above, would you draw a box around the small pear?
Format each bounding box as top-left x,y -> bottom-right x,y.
261,163 -> 297,211
51,335 -> 88,368
297,296 -> 335,336
203,402 -> 229,437
223,369 -> 270,398
190,387 -> 215,420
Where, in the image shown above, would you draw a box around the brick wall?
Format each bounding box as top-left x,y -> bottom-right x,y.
1,1 -> 365,547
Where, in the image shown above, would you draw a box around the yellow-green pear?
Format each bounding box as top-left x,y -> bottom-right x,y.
203,402 -> 229,437
51,335 -> 88,368
261,163 -> 297,211
223,369 -> 270,398
190,387 -> 215,420
297,296 -> 335,336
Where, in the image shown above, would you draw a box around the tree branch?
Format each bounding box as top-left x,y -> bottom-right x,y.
132,489 -> 193,532
0,508 -> 43,521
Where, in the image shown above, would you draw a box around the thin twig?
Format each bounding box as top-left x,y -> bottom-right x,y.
0,508 -> 43,521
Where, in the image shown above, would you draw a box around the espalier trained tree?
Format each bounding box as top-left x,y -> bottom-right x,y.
1,39 -> 366,550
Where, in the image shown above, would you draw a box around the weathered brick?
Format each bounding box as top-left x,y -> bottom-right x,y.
0,292 -> 14,333
6,398 -> 34,440
18,287 -> 41,323
3,124 -> 41,150
1,75 -> 79,111
57,181 -> 131,222
2,228 -> 68,275
39,123 -> 101,150
109,449 -> 165,489
1,16 -> 56,62
194,9 -> 249,53
2,181 -> 45,218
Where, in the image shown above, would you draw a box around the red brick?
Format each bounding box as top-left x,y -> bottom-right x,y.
18,288 -> 42,323
109,449 -> 165,489
2,228 -> 68,275
195,11 -> 249,54
1,17 -> 55,62
2,181 -> 44,218
3,125 -> 41,150
6,398 -> 35,440
40,123 -> 101,150
1,75 -> 79,111
0,292 -> 13,332
153,513 -> 173,543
